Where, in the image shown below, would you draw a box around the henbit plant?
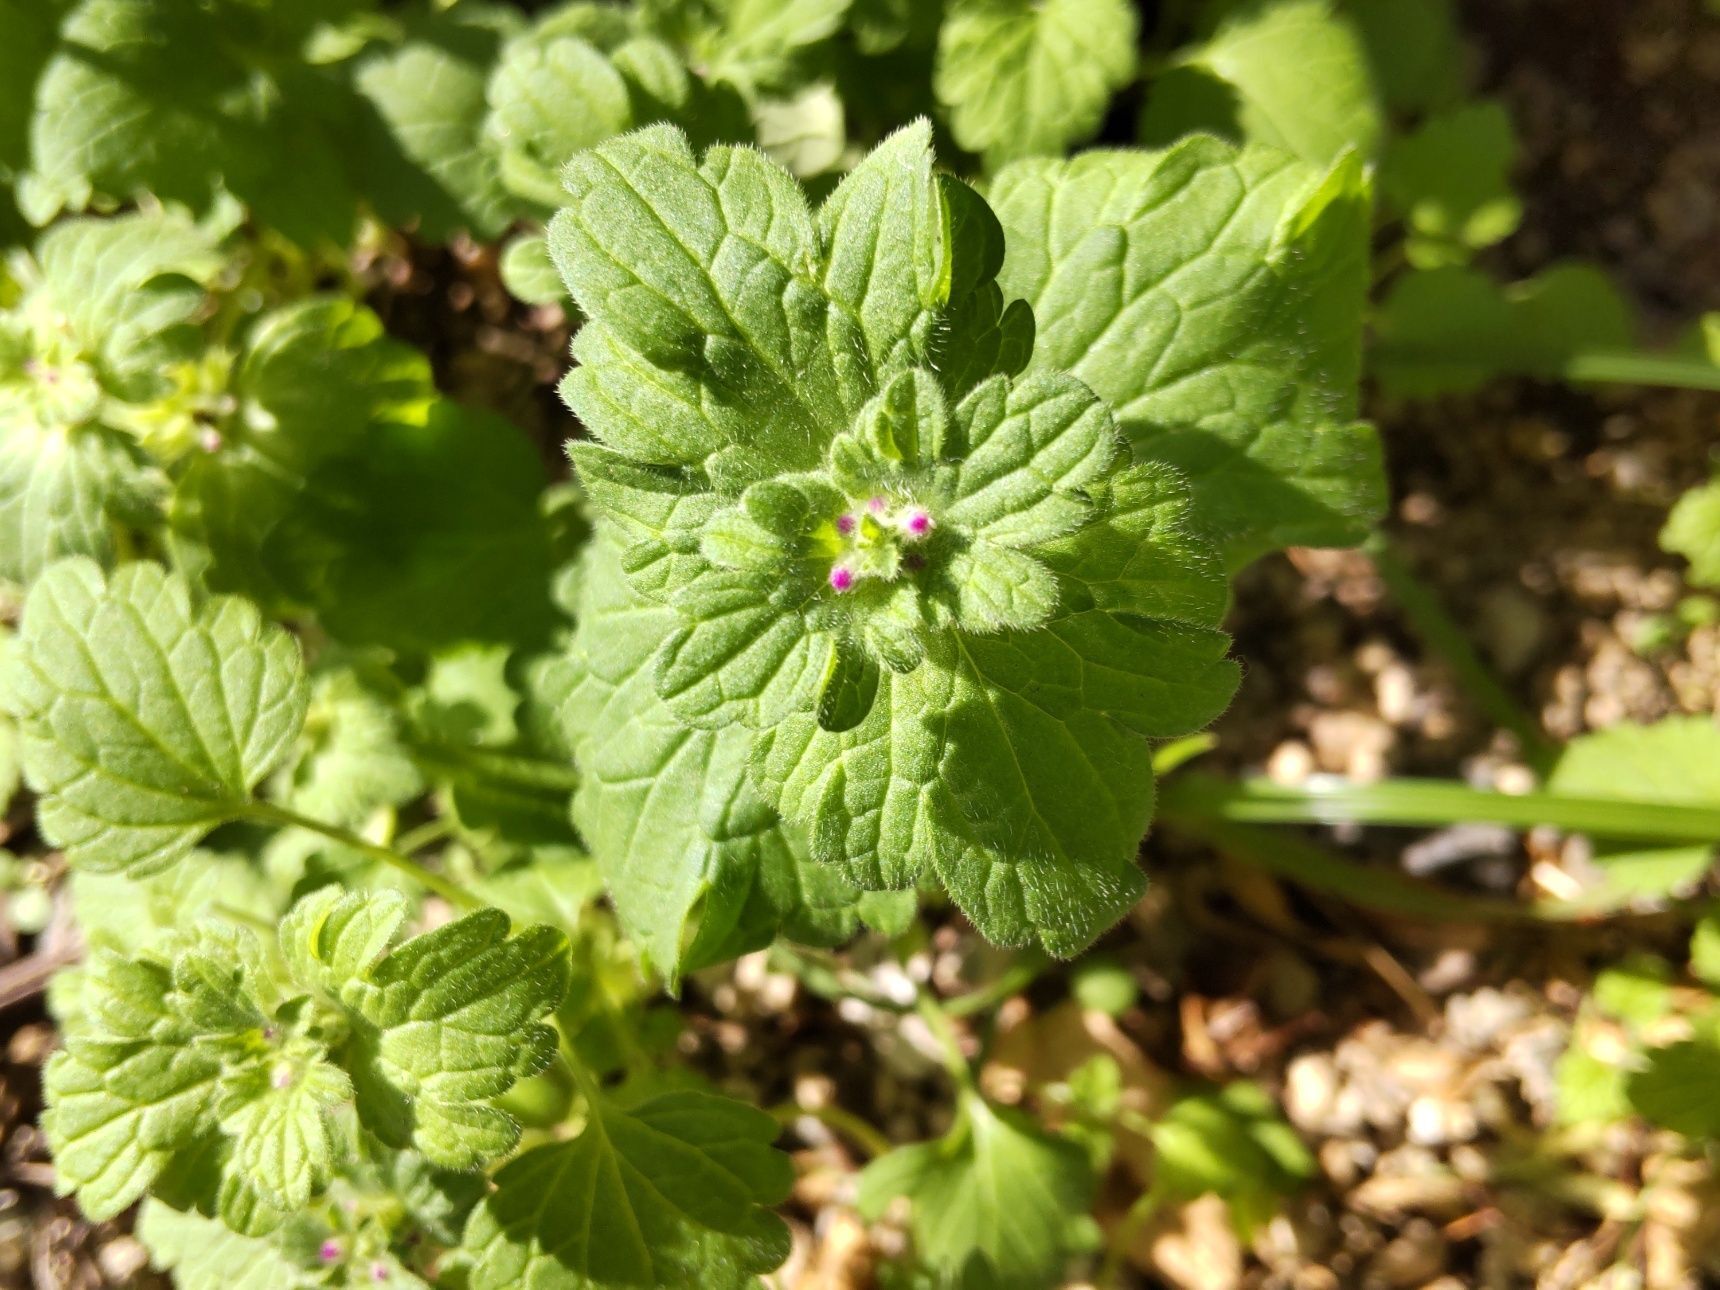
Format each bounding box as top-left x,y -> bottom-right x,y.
548,119 -> 1279,959
1,555 -> 806,1288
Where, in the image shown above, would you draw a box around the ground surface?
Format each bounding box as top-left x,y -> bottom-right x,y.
2,0 -> 1717,1285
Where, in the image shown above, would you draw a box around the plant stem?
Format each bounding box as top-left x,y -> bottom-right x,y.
915,991 -> 977,1092
942,950 -> 1049,1019
1097,1189 -> 1160,1288
1562,348 -> 1720,393
1161,773 -> 1720,845
770,945 -> 914,1013
211,902 -> 277,936
406,740 -> 581,796
769,1101 -> 893,1160
393,815 -> 456,857
1365,533 -> 1558,769
244,802 -> 481,910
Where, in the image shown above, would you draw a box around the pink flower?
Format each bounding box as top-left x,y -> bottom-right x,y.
836,513 -> 856,535
903,510 -> 932,539
319,1240 -> 343,1264
866,495 -> 887,513
829,566 -> 856,592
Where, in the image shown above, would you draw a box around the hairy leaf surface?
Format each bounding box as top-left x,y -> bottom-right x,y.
857,1093 -> 1094,1288
990,137 -> 1384,566
3,559 -> 307,874
463,1088 -> 793,1289
934,0 -> 1138,167
553,125 -> 1238,952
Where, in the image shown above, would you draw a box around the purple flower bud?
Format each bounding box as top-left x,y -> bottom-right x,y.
866,495 -> 887,513
836,513 -> 855,535
371,1261 -> 391,1283
829,566 -> 855,593
903,510 -> 932,539
319,1239 -> 343,1264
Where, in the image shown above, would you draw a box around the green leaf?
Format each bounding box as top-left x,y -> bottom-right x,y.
564,535 -> 861,982
499,231 -> 571,305
353,5 -> 522,239
219,1058 -> 353,1211
168,295 -> 435,608
934,0 -> 1138,167
293,889 -> 571,1170
755,621 -> 1237,955
1344,0 -> 1464,114
66,853 -> 275,963
858,1092 -> 1095,1289
51,884 -> 572,1229
1546,717 -> 1720,902
17,208 -> 224,389
990,139 -> 1384,566
665,0 -> 853,97
462,1087 -> 793,1289
172,299 -> 561,654
1372,263 -> 1635,397
135,1200 -> 313,1290
0,422 -> 160,588
21,0 -> 366,241
277,664 -> 424,829
1592,956 -> 1673,1030
1380,100 -> 1521,267
1150,1082 -> 1314,1212
1664,476 -> 1720,589
1627,1038 -> 1720,1137
42,927 -> 277,1219
943,372 -> 1114,548
487,33 -> 634,210
558,126 -> 1240,953
1141,0 -> 1382,165
1554,1042 -> 1631,1127
1691,912 -> 1720,992
416,644 -> 521,750
0,209 -> 223,585
2,559 -> 307,874
552,124 -> 861,484
754,82 -> 847,178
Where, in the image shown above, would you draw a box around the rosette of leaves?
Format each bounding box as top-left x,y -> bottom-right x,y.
0,209 -> 226,587
44,885 -> 569,1235
551,122 -> 1240,955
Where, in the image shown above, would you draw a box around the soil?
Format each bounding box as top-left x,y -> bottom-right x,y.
1,0 -> 1717,1286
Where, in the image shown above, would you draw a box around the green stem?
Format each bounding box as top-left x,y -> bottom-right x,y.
1365,533 -> 1558,769
1562,348 -> 1720,393
406,740 -> 581,796
769,1101 -> 893,1160
771,945 -> 915,1013
244,802 -> 481,911
1161,773 -> 1720,845
942,950 -> 1049,1019
393,815 -> 456,857
212,902 -> 277,936
915,992 -> 976,1092
1098,1188 -> 1161,1288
